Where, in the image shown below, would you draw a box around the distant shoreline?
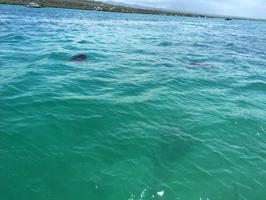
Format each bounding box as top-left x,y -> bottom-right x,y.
0,0 -> 265,21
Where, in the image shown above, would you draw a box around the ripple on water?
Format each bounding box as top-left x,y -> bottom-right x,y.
1,4 -> 266,200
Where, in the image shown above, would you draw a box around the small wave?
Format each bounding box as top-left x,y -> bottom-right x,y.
0,33 -> 29,43
158,41 -> 173,47
77,40 -> 92,44
47,52 -> 71,61
236,81 -> 266,92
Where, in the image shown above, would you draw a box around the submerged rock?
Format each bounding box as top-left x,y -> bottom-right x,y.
70,54 -> 87,61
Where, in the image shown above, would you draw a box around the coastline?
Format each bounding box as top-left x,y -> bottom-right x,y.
0,0 -> 265,21
0,0 -> 197,17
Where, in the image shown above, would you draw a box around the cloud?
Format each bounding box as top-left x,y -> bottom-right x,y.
104,0 -> 266,18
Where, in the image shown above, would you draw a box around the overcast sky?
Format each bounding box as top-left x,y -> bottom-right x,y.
104,0 -> 266,19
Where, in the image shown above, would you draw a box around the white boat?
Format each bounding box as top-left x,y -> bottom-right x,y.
26,2 -> 41,8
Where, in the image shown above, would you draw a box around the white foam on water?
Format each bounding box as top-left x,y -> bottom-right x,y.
157,190 -> 164,197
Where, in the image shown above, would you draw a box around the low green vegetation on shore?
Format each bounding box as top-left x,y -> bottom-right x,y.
0,0 -> 214,18
0,0 -> 264,20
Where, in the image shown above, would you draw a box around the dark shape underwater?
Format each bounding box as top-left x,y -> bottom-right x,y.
70,54 -> 87,61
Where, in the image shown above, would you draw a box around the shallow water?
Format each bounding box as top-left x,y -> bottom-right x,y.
1,4 -> 266,200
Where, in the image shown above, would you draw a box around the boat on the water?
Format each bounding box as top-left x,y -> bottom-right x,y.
26,2 -> 41,8
225,17 -> 232,21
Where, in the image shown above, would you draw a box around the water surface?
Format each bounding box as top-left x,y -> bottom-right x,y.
1,4 -> 266,200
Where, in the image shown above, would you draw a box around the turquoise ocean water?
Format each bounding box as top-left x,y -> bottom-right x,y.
1,4 -> 266,200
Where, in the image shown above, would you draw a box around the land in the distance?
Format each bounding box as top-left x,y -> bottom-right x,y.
0,0 -> 263,21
